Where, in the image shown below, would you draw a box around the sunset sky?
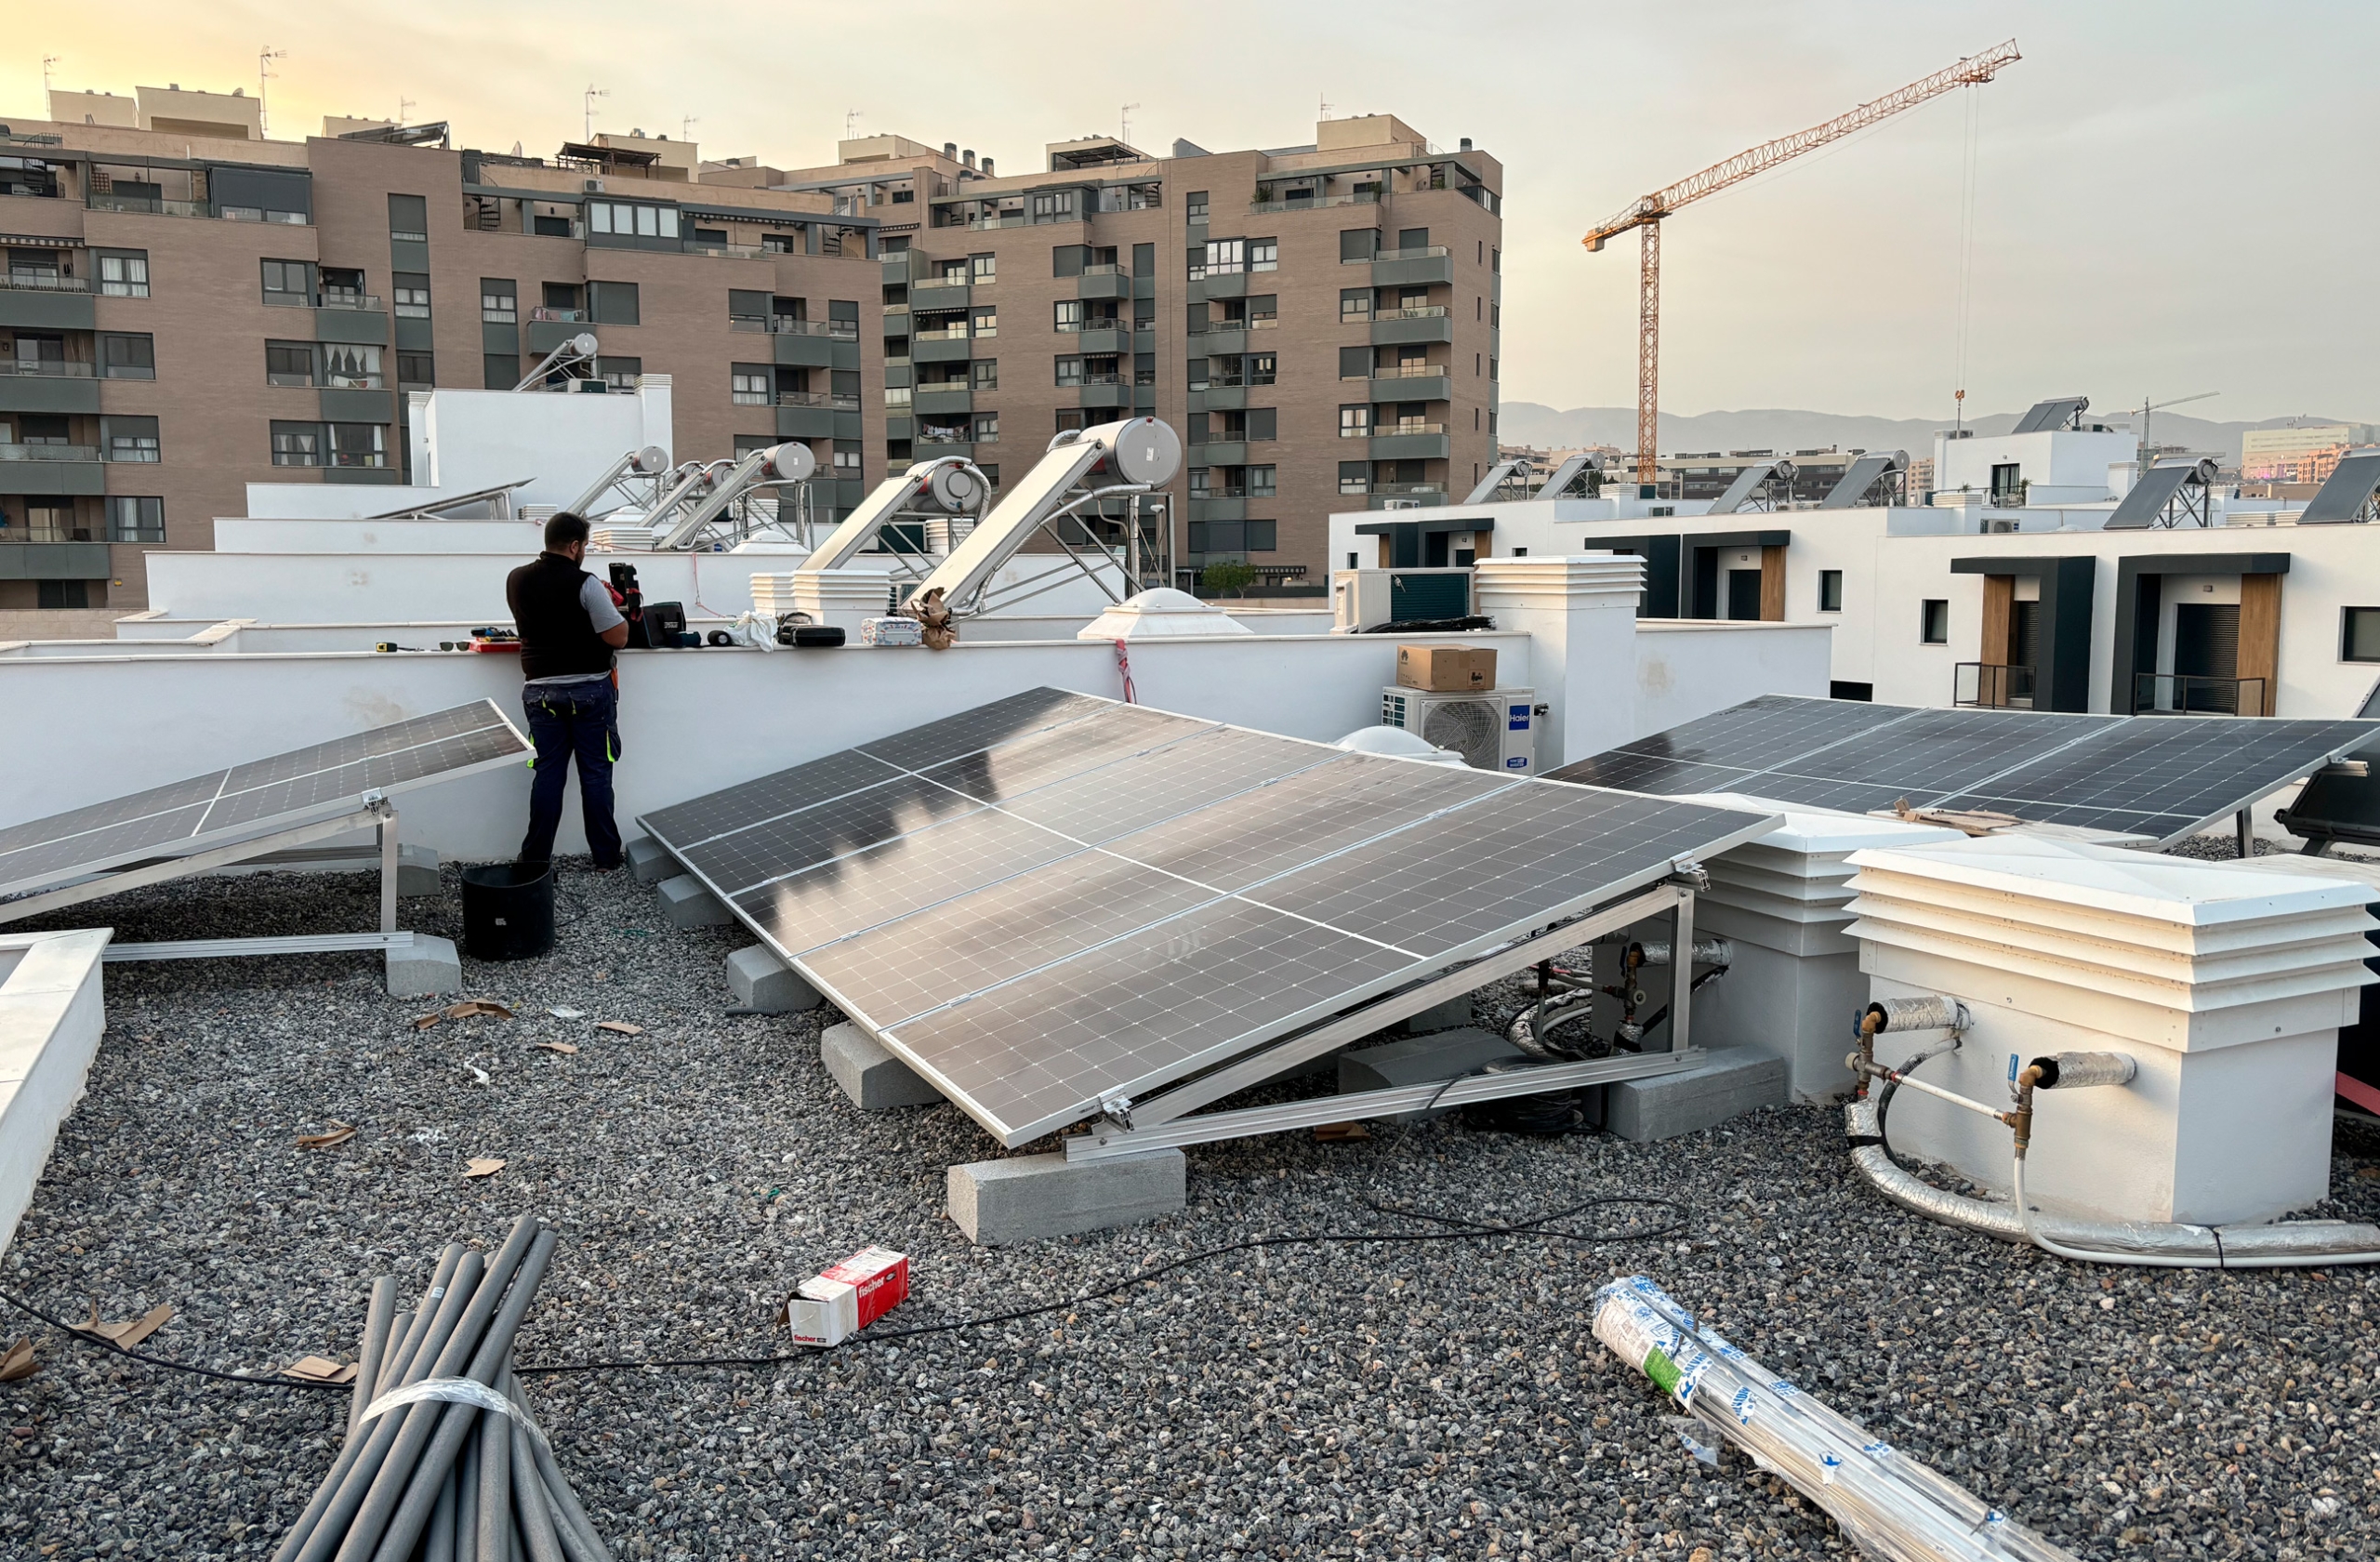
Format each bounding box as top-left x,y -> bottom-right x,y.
17,1 -> 2374,422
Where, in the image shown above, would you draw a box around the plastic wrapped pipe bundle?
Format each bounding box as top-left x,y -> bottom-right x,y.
273,1212 -> 612,1562
1592,1276 -> 2080,1562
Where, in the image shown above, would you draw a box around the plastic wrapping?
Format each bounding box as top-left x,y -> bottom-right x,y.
1593,1276 -> 2081,1562
2030,1052 -> 2135,1090
1865,994 -> 1965,1034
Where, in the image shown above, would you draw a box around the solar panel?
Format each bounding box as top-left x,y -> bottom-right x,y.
640,688 -> 1778,1145
0,702 -> 528,900
1551,695 -> 2380,846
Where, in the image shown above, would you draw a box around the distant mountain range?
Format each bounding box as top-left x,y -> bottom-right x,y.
1496,403 -> 2363,469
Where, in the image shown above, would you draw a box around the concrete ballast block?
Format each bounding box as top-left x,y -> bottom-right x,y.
385,934 -> 463,998
394,845 -> 442,898
1339,1026 -> 1528,1123
948,1149 -> 1187,1246
1401,993 -> 1474,1036
822,1022 -> 943,1110
626,836 -> 679,885
657,873 -> 732,929
1606,1047 -> 1787,1143
728,945 -> 820,1013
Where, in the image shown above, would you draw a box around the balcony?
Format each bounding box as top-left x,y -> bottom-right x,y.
0,360 -> 94,378
728,316 -> 855,337
909,276 -> 972,309
1078,378 -> 1127,411
879,253 -> 913,285
0,443 -> 104,495
1370,246 -> 1454,288
1076,267 -> 1130,302
1953,663 -> 2037,709
2133,672 -> 2270,718
1371,426 -> 1448,462
1194,383 -> 1247,412
912,334 -> 973,364
1371,308 -> 1453,347
1195,440 -> 1248,467
85,194 -> 209,218
1248,192 -> 1379,215
1187,496 -> 1246,522
0,360 -> 99,416
913,386 -> 974,417
778,390 -> 861,411
529,306 -> 585,323
1063,321 -> 1130,354
0,272 -> 89,293
0,539 -> 112,579
1363,369 -> 1451,402
316,294 -> 383,312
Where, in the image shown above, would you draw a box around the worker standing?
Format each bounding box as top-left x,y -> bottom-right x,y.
507,512 -> 632,870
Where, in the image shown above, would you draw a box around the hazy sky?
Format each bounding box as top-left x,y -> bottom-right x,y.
18,2 -> 2376,422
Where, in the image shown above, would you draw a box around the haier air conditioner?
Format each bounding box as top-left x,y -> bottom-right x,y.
1380,684 -> 1536,774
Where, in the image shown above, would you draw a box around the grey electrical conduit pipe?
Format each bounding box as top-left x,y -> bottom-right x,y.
1845,994 -> 2380,1267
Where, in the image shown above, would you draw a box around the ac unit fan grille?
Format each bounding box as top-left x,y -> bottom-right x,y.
1420,698 -> 1500,769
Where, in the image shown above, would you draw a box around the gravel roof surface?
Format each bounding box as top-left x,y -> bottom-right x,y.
4,858 -> 2380,1561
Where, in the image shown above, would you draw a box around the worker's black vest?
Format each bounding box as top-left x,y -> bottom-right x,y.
506,553 -> 615,682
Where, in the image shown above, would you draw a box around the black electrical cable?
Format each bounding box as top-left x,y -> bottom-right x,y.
0,1194 -> 1688,1393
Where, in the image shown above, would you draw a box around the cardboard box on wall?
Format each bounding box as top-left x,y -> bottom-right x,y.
1395,645 -> 1497,692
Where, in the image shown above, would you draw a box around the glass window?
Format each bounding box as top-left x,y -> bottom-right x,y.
483,354 -> 520,390
1339,461 -> 1370,495
1055,356 -> 1084,387
397,351 -> 434,389
1244,521 -> 1277,552
1053,300 -> 1083,332
98,250 -> 150,298
329,422 -> 389,468
1340,289 -> 1372,321
1188,467 -> 1212,498
1819,570 -> 1844,613
99,334 -> 155,379
598,356 -> 641,390
971,253 -> 996,283
480,279 -> 517,323
319,267 -> 367,305
833,443 -> 861,472
1204,237 -> 1244,275
392,274 -> 430,318
1249,465 -> 1276,497
108,495 -> 165,544
321,343 -> 382,389
388,194 -> 430,242
1247,353 -> 1276,386
970,305 -> 998,338
1921,599 -> 1950,645
732,368 -> 771,405
588,282 -> 641,325
261,259 -> 311,305
971,412 -> 999,443
2344,607 -> 2380,663
1249,239 -> 1278,272
971,359 -> 998,390
1186,192 -> 1209,222
102,416 -> 161,463
1339,405 -> 1371,439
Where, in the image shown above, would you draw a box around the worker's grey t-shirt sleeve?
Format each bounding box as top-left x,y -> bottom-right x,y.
580,575 -> 626,632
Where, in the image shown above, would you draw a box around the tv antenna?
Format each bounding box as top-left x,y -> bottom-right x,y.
583,85 -> 608,140
397,96 -> 416,127
42,56 -> 60,96
1120,102 -> 1140,143
258,45 -> 287,135
845,108 -> 863,139
681,114 -> 698,142
1318,94 -> 1333,120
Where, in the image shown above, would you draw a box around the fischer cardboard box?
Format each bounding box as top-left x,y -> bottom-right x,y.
783,1247 -> 910,1347
1395,644 -> 1496,692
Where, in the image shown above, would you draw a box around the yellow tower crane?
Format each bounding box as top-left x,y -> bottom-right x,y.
1583,39 -> 2023,486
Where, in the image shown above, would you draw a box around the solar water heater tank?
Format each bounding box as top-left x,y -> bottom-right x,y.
1380,685 -> 1536,774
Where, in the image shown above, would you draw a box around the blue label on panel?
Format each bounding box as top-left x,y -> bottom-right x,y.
1505,756 -> 1528,769
1508,706 -> 1530,730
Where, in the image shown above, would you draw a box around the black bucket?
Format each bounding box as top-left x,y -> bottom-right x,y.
459,861 -> 556,961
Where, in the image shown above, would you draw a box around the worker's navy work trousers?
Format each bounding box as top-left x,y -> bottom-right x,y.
519,680 -> 623,868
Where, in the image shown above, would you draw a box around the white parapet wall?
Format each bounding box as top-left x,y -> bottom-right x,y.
1845,836 -> 2378,1227
0,930 -> 110,1260
1680,798 -> 1964,1102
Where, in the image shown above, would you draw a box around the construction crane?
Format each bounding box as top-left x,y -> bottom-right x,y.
1583,39 -> 2023,486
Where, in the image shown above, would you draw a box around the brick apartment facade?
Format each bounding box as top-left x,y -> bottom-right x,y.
1,87 -> 1501,613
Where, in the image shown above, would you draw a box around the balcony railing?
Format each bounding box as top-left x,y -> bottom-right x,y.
2133,672 -> 2268,717
0,272 -> 90,293
1373,306 -> 1449,321
0,443 -> 99,461
1193,485 -> 1252,500
1365,363 -> 1445,379
529,306 -> 586,323
1073,372 -> 1124,386
1248,192 -> 1378,214
1953,662 -> 2037,709
1055,318 -> 1126,334
1348,245 -> 1450,264
1078,263 -> 1128,277
1186,315 -> 1278,335
682,239 -> 768,259
317,294 -> 383,311
1369,482 -> 1446,497
918,428 -> 972,444
912,326 -> 970,341
0,359 -> 95,378
726,316 -> 855,337
883,389 -> 913,407
1377,422 -> 1447,437
780,390 -> 860,409
86,194 -> 208,218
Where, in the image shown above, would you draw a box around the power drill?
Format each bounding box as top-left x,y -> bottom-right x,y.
607,562 -> 650,649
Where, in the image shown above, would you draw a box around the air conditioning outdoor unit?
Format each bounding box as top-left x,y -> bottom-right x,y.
1380,684 -> 1536,774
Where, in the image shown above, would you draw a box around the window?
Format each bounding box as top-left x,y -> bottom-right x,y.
16,414 -> 68,444
1030,191 -> 1073,222
971,412 -> 999,443
397,351 -> 434,390
1055,356 -> 1085,387
107,496 -> 165,544
1398,227 -> 1429,252
1054,409 -> 1090,434
734,434 -> 777,458
261,259 -> 311,306
101,416 -> 160,463
320,267 -> 367,305
542,282 -> 581,312
1132,243 -> 1155,279
392,273 -> 430,319
1186,192 -> 1209,223
833,442 -> 861,473
587,201 -> 680,239
329,423 -> 389,469
1340,229 -> 1378,262
1188,467 -> 1212,498
480,279 -> 517,324
762,232 -> 800,255
2344,607 -> 2380,663
597,355 -> 641,390
1921,599 -> 1950,645
1818,570 -> 1844,613
1244,521 -> 1277,552
272,338 -> 324,383
970,305 -> 998,338
932,258 -> 967,284
732,365 -> 772,405
483,354 -> 520,390
388,193 -> 429,243
1249,238 -> 1278,272
1134,351 -> 1156,387
1053,300 -> 1083,332
971,253 -> 995,284
320,343 -> 383,389
978,464 -> 998,489
588,281 -> 641,325
97,250 -> 150,298
1339,405 -> 1372,439
1247,353 -> 1276,387
1245,407 -> 1277,442
1340,288 -> 1372,322
99,334 -> 154,380
1203,237 -> 1245,276
1248,465 -> 1276,497
828,299 -> 861,333
971,359 -> 998,390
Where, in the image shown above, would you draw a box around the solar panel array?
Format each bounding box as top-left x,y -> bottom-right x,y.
0,702 -> 528,898
641,688 -> 1774,1146
1545,694 -> 2380,843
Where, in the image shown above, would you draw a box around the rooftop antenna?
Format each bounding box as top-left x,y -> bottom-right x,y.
1120,102 -> 1140,143
396,96 -> 415,127
681,114 -> 698,142
845,108 -> 863,139
1318,94 -> 1333,121
583,84 -> 607,140
42,56 -> 60,96
258,45 -> 286,136
1954,387 -> 1964,438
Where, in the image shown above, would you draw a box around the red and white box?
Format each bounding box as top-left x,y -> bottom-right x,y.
783,1247 -> 909,1347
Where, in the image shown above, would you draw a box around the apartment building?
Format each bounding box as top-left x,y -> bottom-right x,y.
1,86 -> 1498,610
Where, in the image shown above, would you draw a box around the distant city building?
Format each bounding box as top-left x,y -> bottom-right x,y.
2241,423 -> 2380,483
